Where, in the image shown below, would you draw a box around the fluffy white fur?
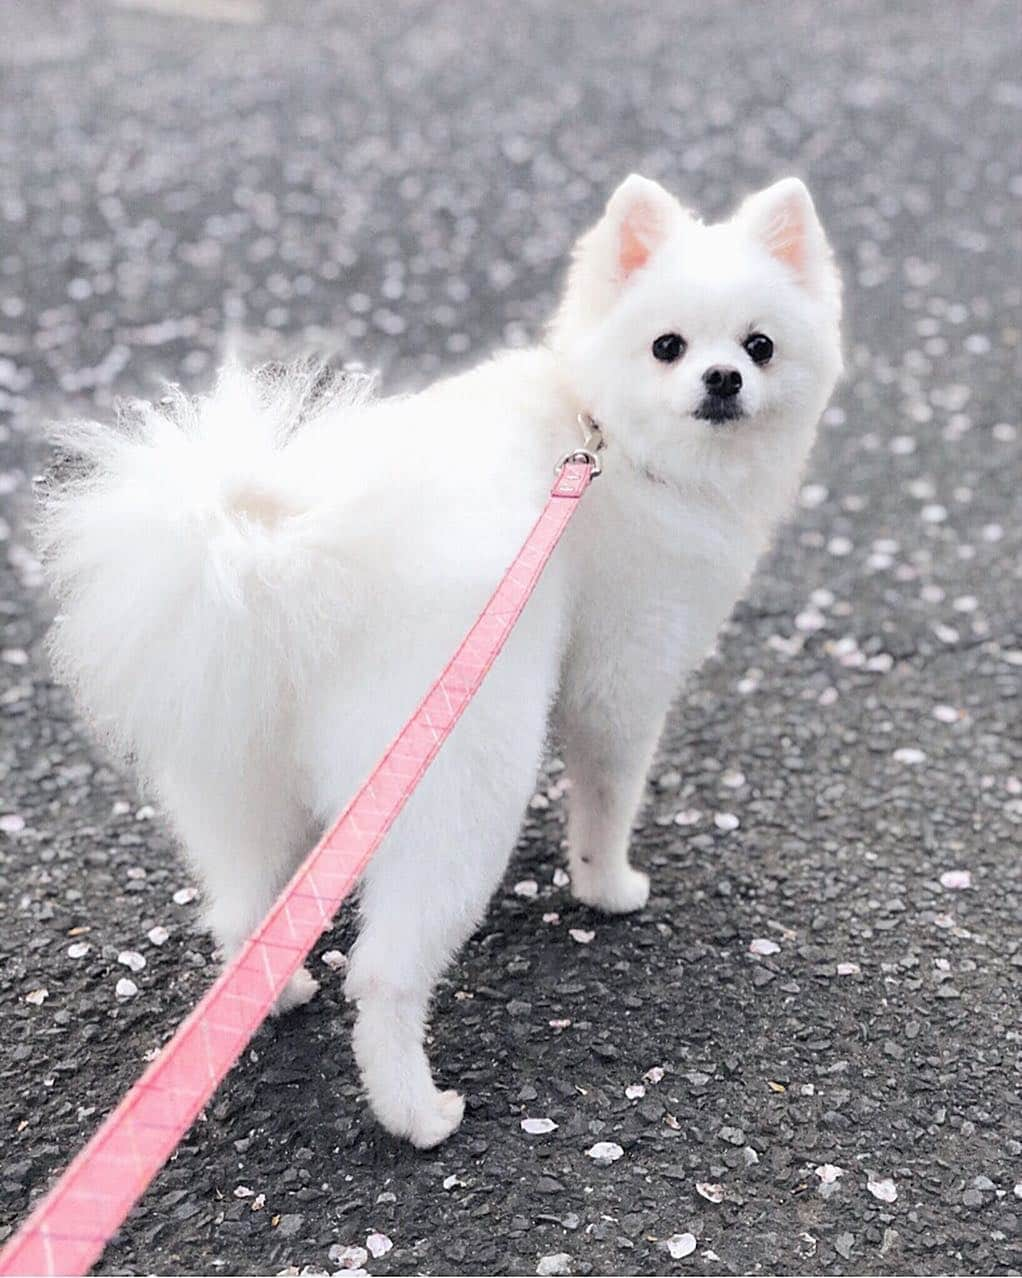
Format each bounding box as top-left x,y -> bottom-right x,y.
40,175 -> 842,1148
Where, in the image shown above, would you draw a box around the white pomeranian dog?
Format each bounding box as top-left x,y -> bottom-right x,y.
40,175 -> 841,1148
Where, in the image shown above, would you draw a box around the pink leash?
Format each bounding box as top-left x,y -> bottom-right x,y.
0,455 -> 598,1277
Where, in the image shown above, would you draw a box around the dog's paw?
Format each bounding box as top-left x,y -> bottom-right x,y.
271,965 -> 321,1015
405,1088 -> 465,1149
571,864 -> 650,914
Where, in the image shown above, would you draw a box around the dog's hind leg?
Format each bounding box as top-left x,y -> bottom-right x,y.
158,765 -> 322,1014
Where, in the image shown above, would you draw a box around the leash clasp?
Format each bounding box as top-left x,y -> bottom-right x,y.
554,412 -> 605,478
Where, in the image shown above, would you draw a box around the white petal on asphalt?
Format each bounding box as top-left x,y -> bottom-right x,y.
940,869 -> 971,890
117,950 -> 146,973
836,962 -> 861,976
67,942 -> 91,959
552,868 -> 570,887
513,879 -> 539,897
25,989 -> 48,1006
696,1182 -> 724,1203
568,928 -> 594,944
674,808 -> 702,826
536,1254 -> 572,1277
868,1176 -> 898,1202
172,887 -> 197,905
714,811 -> 740,831
443,1173 -> 466,1190
365,1232 -> 392,1258
521,1117 -> 558,1135
0,814 -> 26,834
816,1164 -> 845,1184
932,703 -> 960,723
892,747 -> 926,765
663,1233 -> 697,1259
328,1244 -> 368,1269
115,977 -> 138,999
749,937 -> 780,956
321,949 -> 348,970
585,1141 -> 623,1165
643,1065 -> 665,1085
233,1185 -> 254,1198
625,1083 -> 646,1100
147,926 -> 170,946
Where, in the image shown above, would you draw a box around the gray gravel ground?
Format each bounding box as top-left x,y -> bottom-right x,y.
1,1 -> 1021,1275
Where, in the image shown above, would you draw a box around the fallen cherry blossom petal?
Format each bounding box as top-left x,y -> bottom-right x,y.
25,989 -> 48,1006
585,1141 -> 623,1165
147,925 -> 170,946
749,937 -> 780,956
940,869 -> 971,890
625,1083 -> 646,1100
536,1254 -> 572,1277
115,977 -> 138,1000
365,1232 -> 392,1259
643,1065 -> 665,1085
328,1244 -> 369,1269
714,811 -> 740,831
552,867 -> 569,887
663,1233 -> 697,1259
892,747 -> 926,765
172,887 -> 197,905
674,808 -> 702,826
521,1117 -> 558,1135
836,962 -> 861,976
117,950 -> 146,973
67,942 -> 91,959
569,928 -> 594,944
867,1176 -> 898,1203
696,1182 -> 724,1203
321,949 -> 348,970
514,879 -> 539,898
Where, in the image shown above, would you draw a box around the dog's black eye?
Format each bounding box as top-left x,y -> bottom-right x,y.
744,333 -> 773,365
652,333 -> 686,363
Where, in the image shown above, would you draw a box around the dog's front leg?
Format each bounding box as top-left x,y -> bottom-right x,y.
556,678 -> 670,914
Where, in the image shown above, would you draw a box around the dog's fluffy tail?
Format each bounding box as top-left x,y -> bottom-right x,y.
38,360 -> 371,776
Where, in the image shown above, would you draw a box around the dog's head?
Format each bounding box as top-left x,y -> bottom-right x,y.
551,175 -> 843,487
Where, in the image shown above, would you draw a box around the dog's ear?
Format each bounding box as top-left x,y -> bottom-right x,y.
550,175 -> 686,347
602,174 -> 683,282
738,177 -> 834,298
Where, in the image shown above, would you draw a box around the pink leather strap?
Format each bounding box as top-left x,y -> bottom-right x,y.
0,458 -> 596,1277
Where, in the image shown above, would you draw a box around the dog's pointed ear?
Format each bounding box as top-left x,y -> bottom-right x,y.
738,177 -> 833,297
603,174 -> 683,282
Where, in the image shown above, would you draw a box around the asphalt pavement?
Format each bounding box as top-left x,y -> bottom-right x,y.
0,2 -> 1020,1275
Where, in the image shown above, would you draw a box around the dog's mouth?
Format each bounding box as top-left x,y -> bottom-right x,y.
693,397 -> 746,426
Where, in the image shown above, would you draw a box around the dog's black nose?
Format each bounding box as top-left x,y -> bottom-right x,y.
703,365 -> 743,398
